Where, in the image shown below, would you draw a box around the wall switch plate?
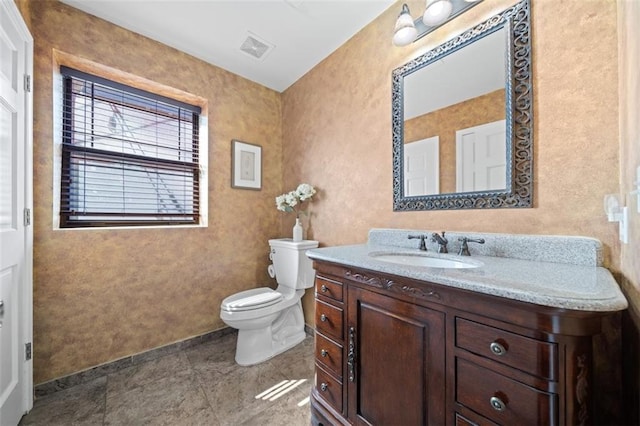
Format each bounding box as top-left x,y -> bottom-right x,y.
604,193 -> 628,244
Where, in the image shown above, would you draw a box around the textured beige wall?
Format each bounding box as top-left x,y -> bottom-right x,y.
27,1 -> 283,384
282,0 -> 621,325
404,89 -> 505,193
618,0 -> 640,319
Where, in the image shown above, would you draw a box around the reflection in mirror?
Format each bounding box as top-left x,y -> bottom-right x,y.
403,28 -> 506,196
392,0 -> 532,210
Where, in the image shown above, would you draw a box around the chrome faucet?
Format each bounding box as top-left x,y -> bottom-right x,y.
408,234 -> 428,251
431,232 -> 448,253
458,237 -> 485,256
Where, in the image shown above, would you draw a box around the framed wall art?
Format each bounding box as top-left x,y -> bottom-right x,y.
231,140 -> 262,190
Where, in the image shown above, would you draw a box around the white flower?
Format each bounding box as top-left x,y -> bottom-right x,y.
284,191 -> 298,207
296,183 -> 316,201
275,183 -> 316,215
275,195 -> 291,212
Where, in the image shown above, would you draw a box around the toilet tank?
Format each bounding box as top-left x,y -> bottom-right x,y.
268,239 -> 319,290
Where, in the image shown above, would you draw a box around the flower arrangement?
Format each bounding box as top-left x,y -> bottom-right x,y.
276,183 -> 316,218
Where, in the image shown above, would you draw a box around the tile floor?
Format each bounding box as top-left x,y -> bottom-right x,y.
20,332 -> 315,426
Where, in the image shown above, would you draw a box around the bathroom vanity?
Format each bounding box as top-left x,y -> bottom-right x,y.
307,230 -> 627,426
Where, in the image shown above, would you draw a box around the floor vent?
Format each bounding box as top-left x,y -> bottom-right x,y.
239,33 -> 274,61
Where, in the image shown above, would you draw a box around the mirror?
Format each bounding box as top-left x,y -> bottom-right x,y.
392,0 -> 532,210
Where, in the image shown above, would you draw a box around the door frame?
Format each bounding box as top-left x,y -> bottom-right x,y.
1,0 -> 34,416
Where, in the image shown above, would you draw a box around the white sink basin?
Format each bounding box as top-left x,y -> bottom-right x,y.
370,253 -> 481,269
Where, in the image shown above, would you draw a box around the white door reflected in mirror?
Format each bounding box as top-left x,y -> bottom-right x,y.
404,136 -> 439,196
456,120 -> 506,192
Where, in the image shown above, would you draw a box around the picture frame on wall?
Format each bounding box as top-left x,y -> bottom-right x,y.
231,140 -> 262,190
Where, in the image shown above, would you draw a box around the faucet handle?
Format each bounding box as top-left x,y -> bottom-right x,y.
457,237 -> 485,256
431,232 -> 448,253
408,234 -> 428,251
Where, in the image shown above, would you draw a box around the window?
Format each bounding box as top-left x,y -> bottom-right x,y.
59,67 -> 202,228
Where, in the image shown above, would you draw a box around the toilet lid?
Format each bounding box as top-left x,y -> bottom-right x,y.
221,288 -> 283,312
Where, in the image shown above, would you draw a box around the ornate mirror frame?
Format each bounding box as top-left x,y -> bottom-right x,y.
392,0 -> 532,211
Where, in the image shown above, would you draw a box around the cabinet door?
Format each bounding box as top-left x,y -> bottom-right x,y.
347,286 -> 446,425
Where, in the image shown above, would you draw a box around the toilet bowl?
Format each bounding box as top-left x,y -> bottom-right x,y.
220,238 -> 319,365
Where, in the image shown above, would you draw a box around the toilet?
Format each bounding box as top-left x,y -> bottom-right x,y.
220,238 -> 319,365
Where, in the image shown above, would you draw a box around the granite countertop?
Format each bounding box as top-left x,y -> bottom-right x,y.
305,229 -> 628,312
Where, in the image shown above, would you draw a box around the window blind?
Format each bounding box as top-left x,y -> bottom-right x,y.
60,67 -> 201,227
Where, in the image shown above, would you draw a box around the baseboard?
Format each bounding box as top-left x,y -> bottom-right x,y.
304,323 -> 315,336
36,324 -> 316,399
34,327 -> 236,398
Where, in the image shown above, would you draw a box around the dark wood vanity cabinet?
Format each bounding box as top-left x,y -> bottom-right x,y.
346,286 -> 446,425
310,261 -> 620,426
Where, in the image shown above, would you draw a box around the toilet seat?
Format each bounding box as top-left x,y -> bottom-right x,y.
221,288 -> 283,312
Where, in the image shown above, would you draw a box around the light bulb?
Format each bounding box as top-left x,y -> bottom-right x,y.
423,0 -> 453,26
393,4 -> 418,46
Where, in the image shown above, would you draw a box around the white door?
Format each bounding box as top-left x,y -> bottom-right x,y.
0,1 -> 33,424
456,120 -> 506,192
404,136 -> 439,196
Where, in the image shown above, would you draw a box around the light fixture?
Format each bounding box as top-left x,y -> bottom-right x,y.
393,0 -> 484,46
423,0 -> 453,26
392,4 -> 418,47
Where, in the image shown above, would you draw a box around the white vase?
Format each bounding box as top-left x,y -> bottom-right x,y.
292,218 -> 303,242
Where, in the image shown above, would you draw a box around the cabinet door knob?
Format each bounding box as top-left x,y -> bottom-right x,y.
320,383 -> 328,392
490,396 -> 506,411
321,349 -> 328,357
320,314 -> 327,322
490,341 -> 507,356
321,284 -> 328,293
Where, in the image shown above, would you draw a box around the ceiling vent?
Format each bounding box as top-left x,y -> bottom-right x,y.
239,33 -> 275,61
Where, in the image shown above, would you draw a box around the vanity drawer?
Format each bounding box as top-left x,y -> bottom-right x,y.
316,276 -> 343,302
455,413 -> 477,426
315,332 -> 343,379
315,299 -> 343,341
455,412 -> 497,426
456,318 -> 557,380
456,358 -> 556,426
315,364 -> 343,414
455,411 -> 498,426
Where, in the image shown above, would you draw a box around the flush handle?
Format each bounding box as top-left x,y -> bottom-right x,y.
0,299 -> 4,316
490,341 -> 507,356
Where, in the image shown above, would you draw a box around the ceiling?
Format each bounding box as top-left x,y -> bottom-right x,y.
59,0 -> 396,92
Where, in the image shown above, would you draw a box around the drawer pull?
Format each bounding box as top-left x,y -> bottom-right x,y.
490,396 -> 506,411
320,349 -> 328,358
490,341 -> 507,356
321,284 -> 328,293
320,314 -> 327,322
320,382 -> 328,392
